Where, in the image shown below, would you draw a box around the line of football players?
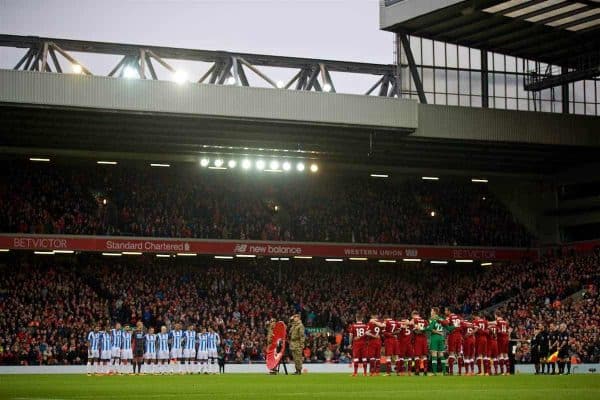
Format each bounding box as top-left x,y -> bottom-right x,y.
348,307 -> 510,376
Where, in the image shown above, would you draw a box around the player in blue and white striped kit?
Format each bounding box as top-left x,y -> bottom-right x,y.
206,326 -> 221,374
100,325 -> 113,374
182,324 -> 197,374
170,323 -> 184,374
120,325 -> 133,375
145,327 -> 158,374
110,322 -> 123,374
157,326 -> 170,374
196,327 -> 208,374
86,325 -> 101,375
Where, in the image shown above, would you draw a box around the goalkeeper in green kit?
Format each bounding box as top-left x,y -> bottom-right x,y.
426,307 -> 446,375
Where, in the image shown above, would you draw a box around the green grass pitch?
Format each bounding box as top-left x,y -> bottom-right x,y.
1,373 -> 599,400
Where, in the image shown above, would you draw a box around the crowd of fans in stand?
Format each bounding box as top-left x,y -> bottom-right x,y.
0,163 -> 532,246
1,253 -> 597,366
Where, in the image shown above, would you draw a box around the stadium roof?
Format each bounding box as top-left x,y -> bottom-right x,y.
380,0 -> 600,68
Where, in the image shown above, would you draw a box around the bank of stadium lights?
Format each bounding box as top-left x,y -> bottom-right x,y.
378,259 -> 396,263
0,249 -> 10,252
34,251 -> 56,255
122,252 -> 142,255
325,258 -> 344,262
456,259 -> 474,263
349,257 -> 368,261
200,157 -> 316,173
422,176 -> 439,181
156,254 -> 171,258
430,260 -> 448,264
150,163 -> 170,168
97,161 -> 117,165
236,254 -> 256,258
430,211 -> 436,217
402,258 -> 421,262
471,178 -> 488,183
71,64 -> 83,74
294,256 -> 312,259
29,157 -> 51,162
271,257 -> 290,261
370,174 -> 389,178
172,70 -> 188,85
214,255 -> 233,260
481,262 -> 493,266
123,66 -> 138,79
102,252 -> 122,256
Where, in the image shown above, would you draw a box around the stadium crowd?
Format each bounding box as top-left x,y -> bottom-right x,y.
0,253 -> 597,366
0,163 -> 532,246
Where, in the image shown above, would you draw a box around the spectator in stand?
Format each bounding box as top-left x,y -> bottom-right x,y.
0,253 -> 597,365
0,162 -> 532,247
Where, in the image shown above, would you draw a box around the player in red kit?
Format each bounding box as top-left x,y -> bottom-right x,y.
472,311 -> 489,375
444,307 -> 463,375
396,318 -> 413,375
348,316 -> 369,376
487,318 -> 499,375
365,315 -> 385,376
495,310 -> 510,375
411,311 -> 429,376
462,319 -> 476,375
382,317 -> 398,376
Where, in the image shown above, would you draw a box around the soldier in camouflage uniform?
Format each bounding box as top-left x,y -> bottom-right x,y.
289,314 -> 305,374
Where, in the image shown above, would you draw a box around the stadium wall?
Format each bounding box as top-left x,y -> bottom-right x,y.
0,69 -> 418,130
1,364 -> 598,375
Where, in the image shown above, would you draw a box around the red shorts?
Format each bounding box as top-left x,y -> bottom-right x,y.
463,336 -> 475,359
352,341 -> 368,360
384,338 -> 397,356
413,335 -> 428,357
368,339 -> 382,359
487,339 -> 498,359
396,338 -> 413,358
475,335 -> 488,357
497,336 -> 509,355
447,333 -> 463,353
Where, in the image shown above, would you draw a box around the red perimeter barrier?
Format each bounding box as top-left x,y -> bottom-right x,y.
0,233 -> 539,261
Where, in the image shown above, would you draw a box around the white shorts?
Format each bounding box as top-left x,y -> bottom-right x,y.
144,352 -> 156,361
121,349 -> 133,360
88,350 -> 99,359
157,350 -> 170,360
208,350 -> 218,359
100,350 -> 112,361
197,351 -> 208,360
170,348 -> 182,359
111,347 -> 121,358
183,349 -> 196,359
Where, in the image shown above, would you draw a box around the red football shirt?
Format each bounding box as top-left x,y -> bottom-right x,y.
496,319 -> 509,339
349,323 -> 368,343
412,317 -> 427,336
383,319 -> 399,338
473,318 -> 488,337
